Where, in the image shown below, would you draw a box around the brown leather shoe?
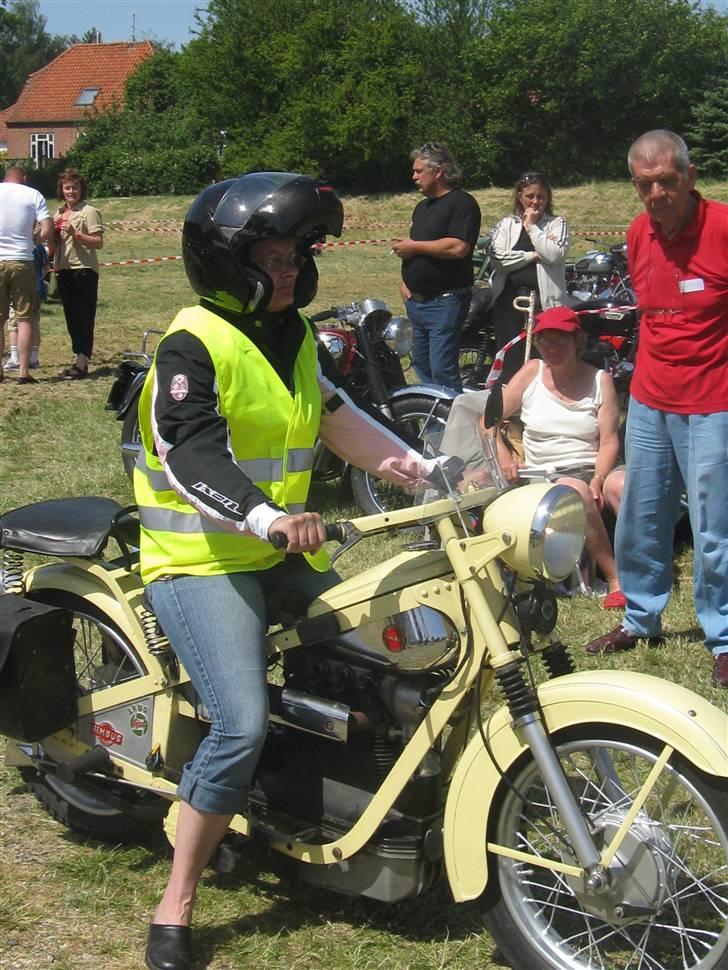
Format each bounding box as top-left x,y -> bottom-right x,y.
712,653 -> 728,687
586,625 -> 664,656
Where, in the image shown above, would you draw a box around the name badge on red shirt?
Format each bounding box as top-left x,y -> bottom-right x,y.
678,278 -> 705,293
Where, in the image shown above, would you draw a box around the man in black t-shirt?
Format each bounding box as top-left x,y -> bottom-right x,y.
393,142 -> 481,391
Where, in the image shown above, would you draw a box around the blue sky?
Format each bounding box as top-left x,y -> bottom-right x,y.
36,0 -> 728,50
38,1 -> 210,49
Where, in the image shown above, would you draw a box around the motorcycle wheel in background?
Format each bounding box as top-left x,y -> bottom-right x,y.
349,394 -> 452,515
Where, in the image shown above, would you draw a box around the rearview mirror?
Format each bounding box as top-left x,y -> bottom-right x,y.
483,382 -> 503,430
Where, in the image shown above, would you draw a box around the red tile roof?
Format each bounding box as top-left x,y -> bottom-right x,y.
6,42 -> 155,124
0,106 -> 11,143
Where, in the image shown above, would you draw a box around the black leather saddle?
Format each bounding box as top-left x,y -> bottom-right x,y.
0,497 -> 139,559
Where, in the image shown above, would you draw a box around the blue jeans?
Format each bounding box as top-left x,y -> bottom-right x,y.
406,293 -> 469,392
146,559 -> 339,814
616,398 -> 728,656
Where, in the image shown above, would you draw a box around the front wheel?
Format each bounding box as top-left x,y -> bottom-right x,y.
349,394 -> 452,515
483,727 -> 728,969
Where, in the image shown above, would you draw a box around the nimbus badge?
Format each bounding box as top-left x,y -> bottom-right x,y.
93,721 -> 124,747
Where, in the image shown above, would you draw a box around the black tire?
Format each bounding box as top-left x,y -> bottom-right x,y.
483,726 -> 728,970
349,394 -> 452,515
21,591 -> 165,841
120,401 -> 141,480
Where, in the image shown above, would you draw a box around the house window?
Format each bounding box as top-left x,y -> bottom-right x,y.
76,87 -> 99,106
30,133 -> 54,167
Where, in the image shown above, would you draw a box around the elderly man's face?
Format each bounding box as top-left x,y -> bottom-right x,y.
412,158 -> 441,197
631,151 -> 696,238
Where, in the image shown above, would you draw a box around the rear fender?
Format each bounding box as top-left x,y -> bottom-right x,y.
23,560 -> 146,648
443,669 -> 728,902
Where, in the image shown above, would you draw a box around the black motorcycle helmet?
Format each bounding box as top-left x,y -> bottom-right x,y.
182,172 -> 344,313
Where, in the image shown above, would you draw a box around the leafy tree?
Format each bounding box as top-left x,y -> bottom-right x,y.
467,0 -> 728,184
0,0 -> 68,109
687,75 -> 728,178
179,0 -> 427,191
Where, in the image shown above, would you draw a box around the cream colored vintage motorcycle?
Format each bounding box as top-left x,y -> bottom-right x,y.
1,396 -> 726,970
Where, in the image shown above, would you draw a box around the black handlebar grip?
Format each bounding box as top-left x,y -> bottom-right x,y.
310,308 -> 338,323
269,523 -> 348,550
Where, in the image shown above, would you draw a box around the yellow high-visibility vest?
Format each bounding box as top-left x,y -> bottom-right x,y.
134,305 -> 328,583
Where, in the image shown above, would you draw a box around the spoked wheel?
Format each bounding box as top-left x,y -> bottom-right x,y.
20,591 -> 165,840
459,343 -> 493,389
484,727 -> 728,970
349,394 -> 452,515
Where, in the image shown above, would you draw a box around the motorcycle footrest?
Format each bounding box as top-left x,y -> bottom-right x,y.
56,744 -> 112,783
251,815 -> 319,846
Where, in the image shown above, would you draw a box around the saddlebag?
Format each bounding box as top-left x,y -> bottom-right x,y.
0,594 -> 77,742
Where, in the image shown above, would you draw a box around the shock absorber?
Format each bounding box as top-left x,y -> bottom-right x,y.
0,549 -> 24,595
541,641 -> 575,678
494,661 -> 539,721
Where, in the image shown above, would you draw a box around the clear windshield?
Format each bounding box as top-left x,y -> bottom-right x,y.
414,389 -> 506,524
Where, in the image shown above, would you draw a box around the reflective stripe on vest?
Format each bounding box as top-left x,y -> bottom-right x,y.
137,449 -> 315,494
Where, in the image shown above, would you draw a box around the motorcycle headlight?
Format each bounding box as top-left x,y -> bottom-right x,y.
383,316 -> 413,357
481,483 -> 586,582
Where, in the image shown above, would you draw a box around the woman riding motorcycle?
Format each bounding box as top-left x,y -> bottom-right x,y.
135,172 -> 442,970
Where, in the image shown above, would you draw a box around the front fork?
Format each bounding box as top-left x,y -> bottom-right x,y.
437,515 -> 606,884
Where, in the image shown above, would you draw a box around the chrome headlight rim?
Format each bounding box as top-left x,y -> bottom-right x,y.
383,316 -> 413,357
529,484 -> 587,581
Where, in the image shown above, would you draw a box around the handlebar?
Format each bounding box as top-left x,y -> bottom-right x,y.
309,308 -> 339,323
269,523 -> 349,550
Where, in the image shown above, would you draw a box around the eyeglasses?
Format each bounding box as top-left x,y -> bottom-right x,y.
255,252 -> 306,274
631,174 -> 682,195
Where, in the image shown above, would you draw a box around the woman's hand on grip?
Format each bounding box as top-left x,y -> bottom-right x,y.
268,512 -> 327,553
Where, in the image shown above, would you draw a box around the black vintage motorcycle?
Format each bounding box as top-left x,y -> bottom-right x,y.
106,299 -> 458,516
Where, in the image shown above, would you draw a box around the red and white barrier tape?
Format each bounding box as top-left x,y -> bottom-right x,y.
99,255 -> 184,269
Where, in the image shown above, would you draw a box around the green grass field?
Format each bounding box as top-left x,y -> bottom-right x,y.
1,181 -> 727,970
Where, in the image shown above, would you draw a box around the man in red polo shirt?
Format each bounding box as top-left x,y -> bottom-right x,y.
586,130 -> 728,688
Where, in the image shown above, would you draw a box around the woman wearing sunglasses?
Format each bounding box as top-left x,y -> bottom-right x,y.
489,172 -> 571,384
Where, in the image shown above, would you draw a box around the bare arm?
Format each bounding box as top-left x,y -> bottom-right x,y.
591,373 -> 621,508
482,361 -> 539,481
38,217 -> 54,248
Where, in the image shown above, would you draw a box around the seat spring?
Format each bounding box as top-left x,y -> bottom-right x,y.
141,607 -> 171,656
0,549 -> 24,595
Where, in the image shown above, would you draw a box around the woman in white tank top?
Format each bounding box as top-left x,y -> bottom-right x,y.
487,306 -> 626,607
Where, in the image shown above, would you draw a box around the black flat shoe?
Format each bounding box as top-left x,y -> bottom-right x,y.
145,924 -> 192,970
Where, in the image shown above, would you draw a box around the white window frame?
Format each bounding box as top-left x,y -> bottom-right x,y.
30,133 -> 55,166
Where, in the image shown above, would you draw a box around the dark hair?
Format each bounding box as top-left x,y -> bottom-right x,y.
410,141 -> 462,186
57,168 -> 88,203
512,171 -> 553,217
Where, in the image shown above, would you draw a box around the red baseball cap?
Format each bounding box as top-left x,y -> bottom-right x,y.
532,305 -> 581,335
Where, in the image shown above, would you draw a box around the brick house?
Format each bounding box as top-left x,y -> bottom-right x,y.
3,41 -> 154,165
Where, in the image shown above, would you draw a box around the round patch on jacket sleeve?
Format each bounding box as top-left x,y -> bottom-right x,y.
170,373 -> 189,401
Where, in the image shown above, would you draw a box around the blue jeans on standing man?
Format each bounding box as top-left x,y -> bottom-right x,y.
615,397 -> 728,657
146,557 -> 339,815
406,292 -> 469,392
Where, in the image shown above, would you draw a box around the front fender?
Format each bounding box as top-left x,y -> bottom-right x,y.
443,669 -> 728,903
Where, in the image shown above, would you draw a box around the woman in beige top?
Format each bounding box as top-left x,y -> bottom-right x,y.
54,168 -> 103,379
